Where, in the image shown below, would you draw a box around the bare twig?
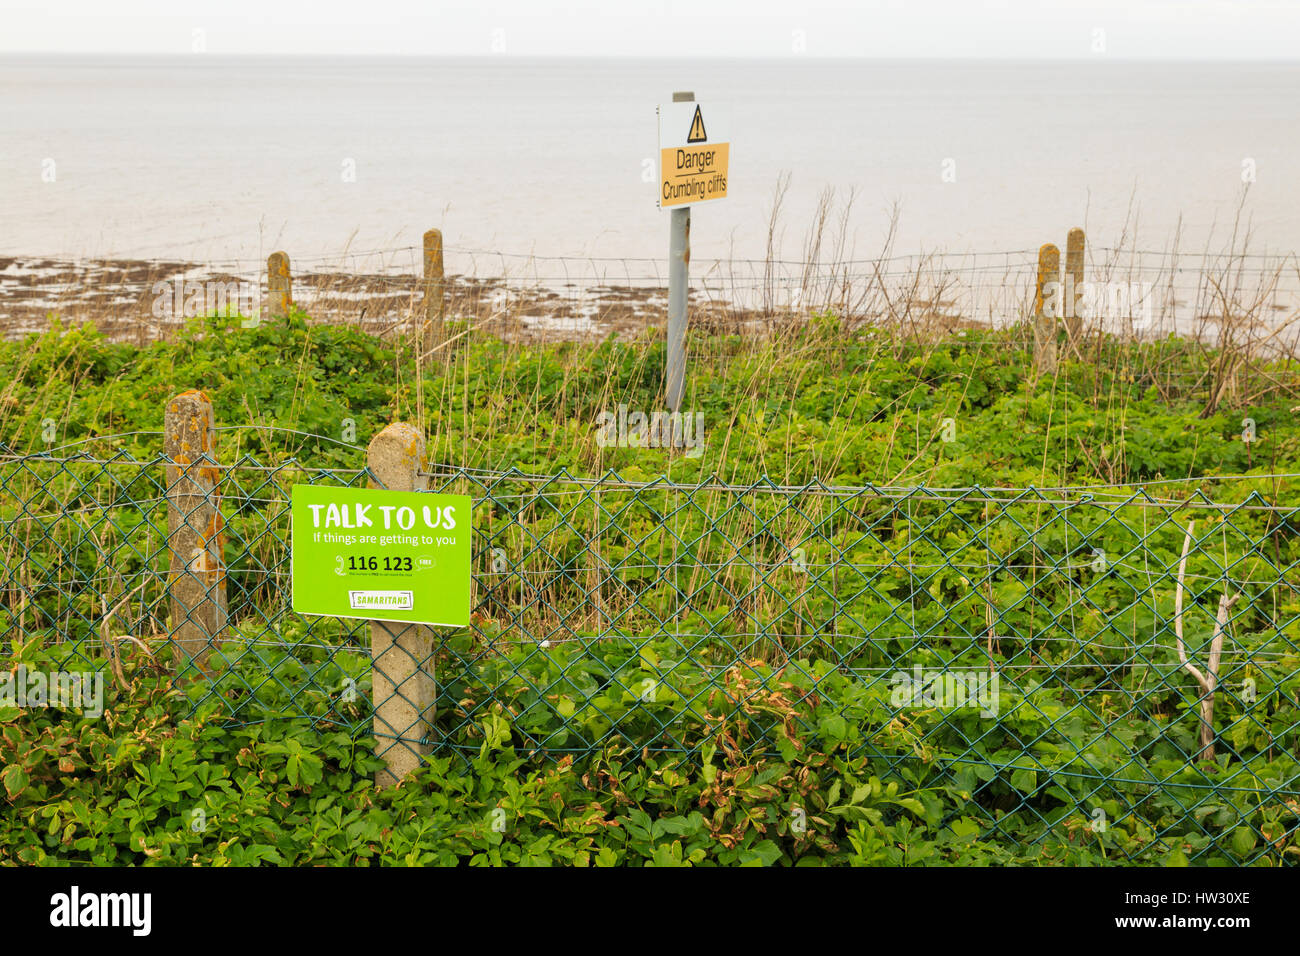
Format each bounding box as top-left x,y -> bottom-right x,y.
1172,520 -> 1241,762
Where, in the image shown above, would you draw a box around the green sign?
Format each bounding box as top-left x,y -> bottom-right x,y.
290,485 -> 472,626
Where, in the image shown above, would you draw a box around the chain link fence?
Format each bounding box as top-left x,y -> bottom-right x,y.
2,434 -> 1298,863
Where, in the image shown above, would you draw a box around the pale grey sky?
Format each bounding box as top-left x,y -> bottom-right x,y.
3,0 -> 1299,58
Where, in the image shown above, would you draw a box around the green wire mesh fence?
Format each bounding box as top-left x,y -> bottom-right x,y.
2,436 -> 1298,864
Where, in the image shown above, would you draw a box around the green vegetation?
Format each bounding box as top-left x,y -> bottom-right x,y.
3,311 -> 1293,483
1,313 -> 1298,865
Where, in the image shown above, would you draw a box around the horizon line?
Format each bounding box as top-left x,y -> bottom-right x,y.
5,50 -> 1300,62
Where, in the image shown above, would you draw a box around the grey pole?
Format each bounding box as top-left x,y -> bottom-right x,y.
666,90 -> 693,415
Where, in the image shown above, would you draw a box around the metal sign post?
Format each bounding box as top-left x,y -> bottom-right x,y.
659,91 -> 729,414
666,91 -> 693,414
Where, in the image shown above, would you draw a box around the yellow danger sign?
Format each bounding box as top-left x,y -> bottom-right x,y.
658,101 -> 729,209
660,143 -> 729,208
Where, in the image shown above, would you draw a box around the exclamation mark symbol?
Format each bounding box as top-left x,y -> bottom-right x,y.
687,105 -> 707,143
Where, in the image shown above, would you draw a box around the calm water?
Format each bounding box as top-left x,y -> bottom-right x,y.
2,55 -> 1298,266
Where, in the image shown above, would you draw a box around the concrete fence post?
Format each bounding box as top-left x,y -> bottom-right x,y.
267,251 -> 292,320
367,422 -> 435,787
164,389 -> 226,673
1034,243 -> 1060,375
423,229 -> 446,355
1065,227 -> 1085,346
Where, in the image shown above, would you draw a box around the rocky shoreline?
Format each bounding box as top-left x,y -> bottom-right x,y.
0,255 -> 723,345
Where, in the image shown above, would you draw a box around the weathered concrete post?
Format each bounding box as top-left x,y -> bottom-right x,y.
1065,227 -> 1086,346
1034,243 -> 1060,375
266,251 -> 292,320
367,422 -> 435,787
423,229 -> 446,355
164,390 -> 226,673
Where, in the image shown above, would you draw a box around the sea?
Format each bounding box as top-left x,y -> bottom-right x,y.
2,54 -> 1299,271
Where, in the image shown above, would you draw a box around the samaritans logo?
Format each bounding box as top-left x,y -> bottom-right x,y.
890,666 -> 1000,717
348,590 -> 414,610
0,666 -> 104,718
49,886 -> 151,936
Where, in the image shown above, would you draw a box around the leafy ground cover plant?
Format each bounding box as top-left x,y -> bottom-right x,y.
1,313 -> 1297,865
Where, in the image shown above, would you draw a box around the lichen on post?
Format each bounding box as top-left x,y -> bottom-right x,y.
366,421 -> 435,787
422,229 -> 446,356
1065,227 -> 1085,346
266,251 -> 292,320
163,389 -> 227,674
1034,243 -> 1060,375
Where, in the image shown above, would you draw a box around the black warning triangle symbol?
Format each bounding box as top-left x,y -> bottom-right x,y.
686,105 -> 707,143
